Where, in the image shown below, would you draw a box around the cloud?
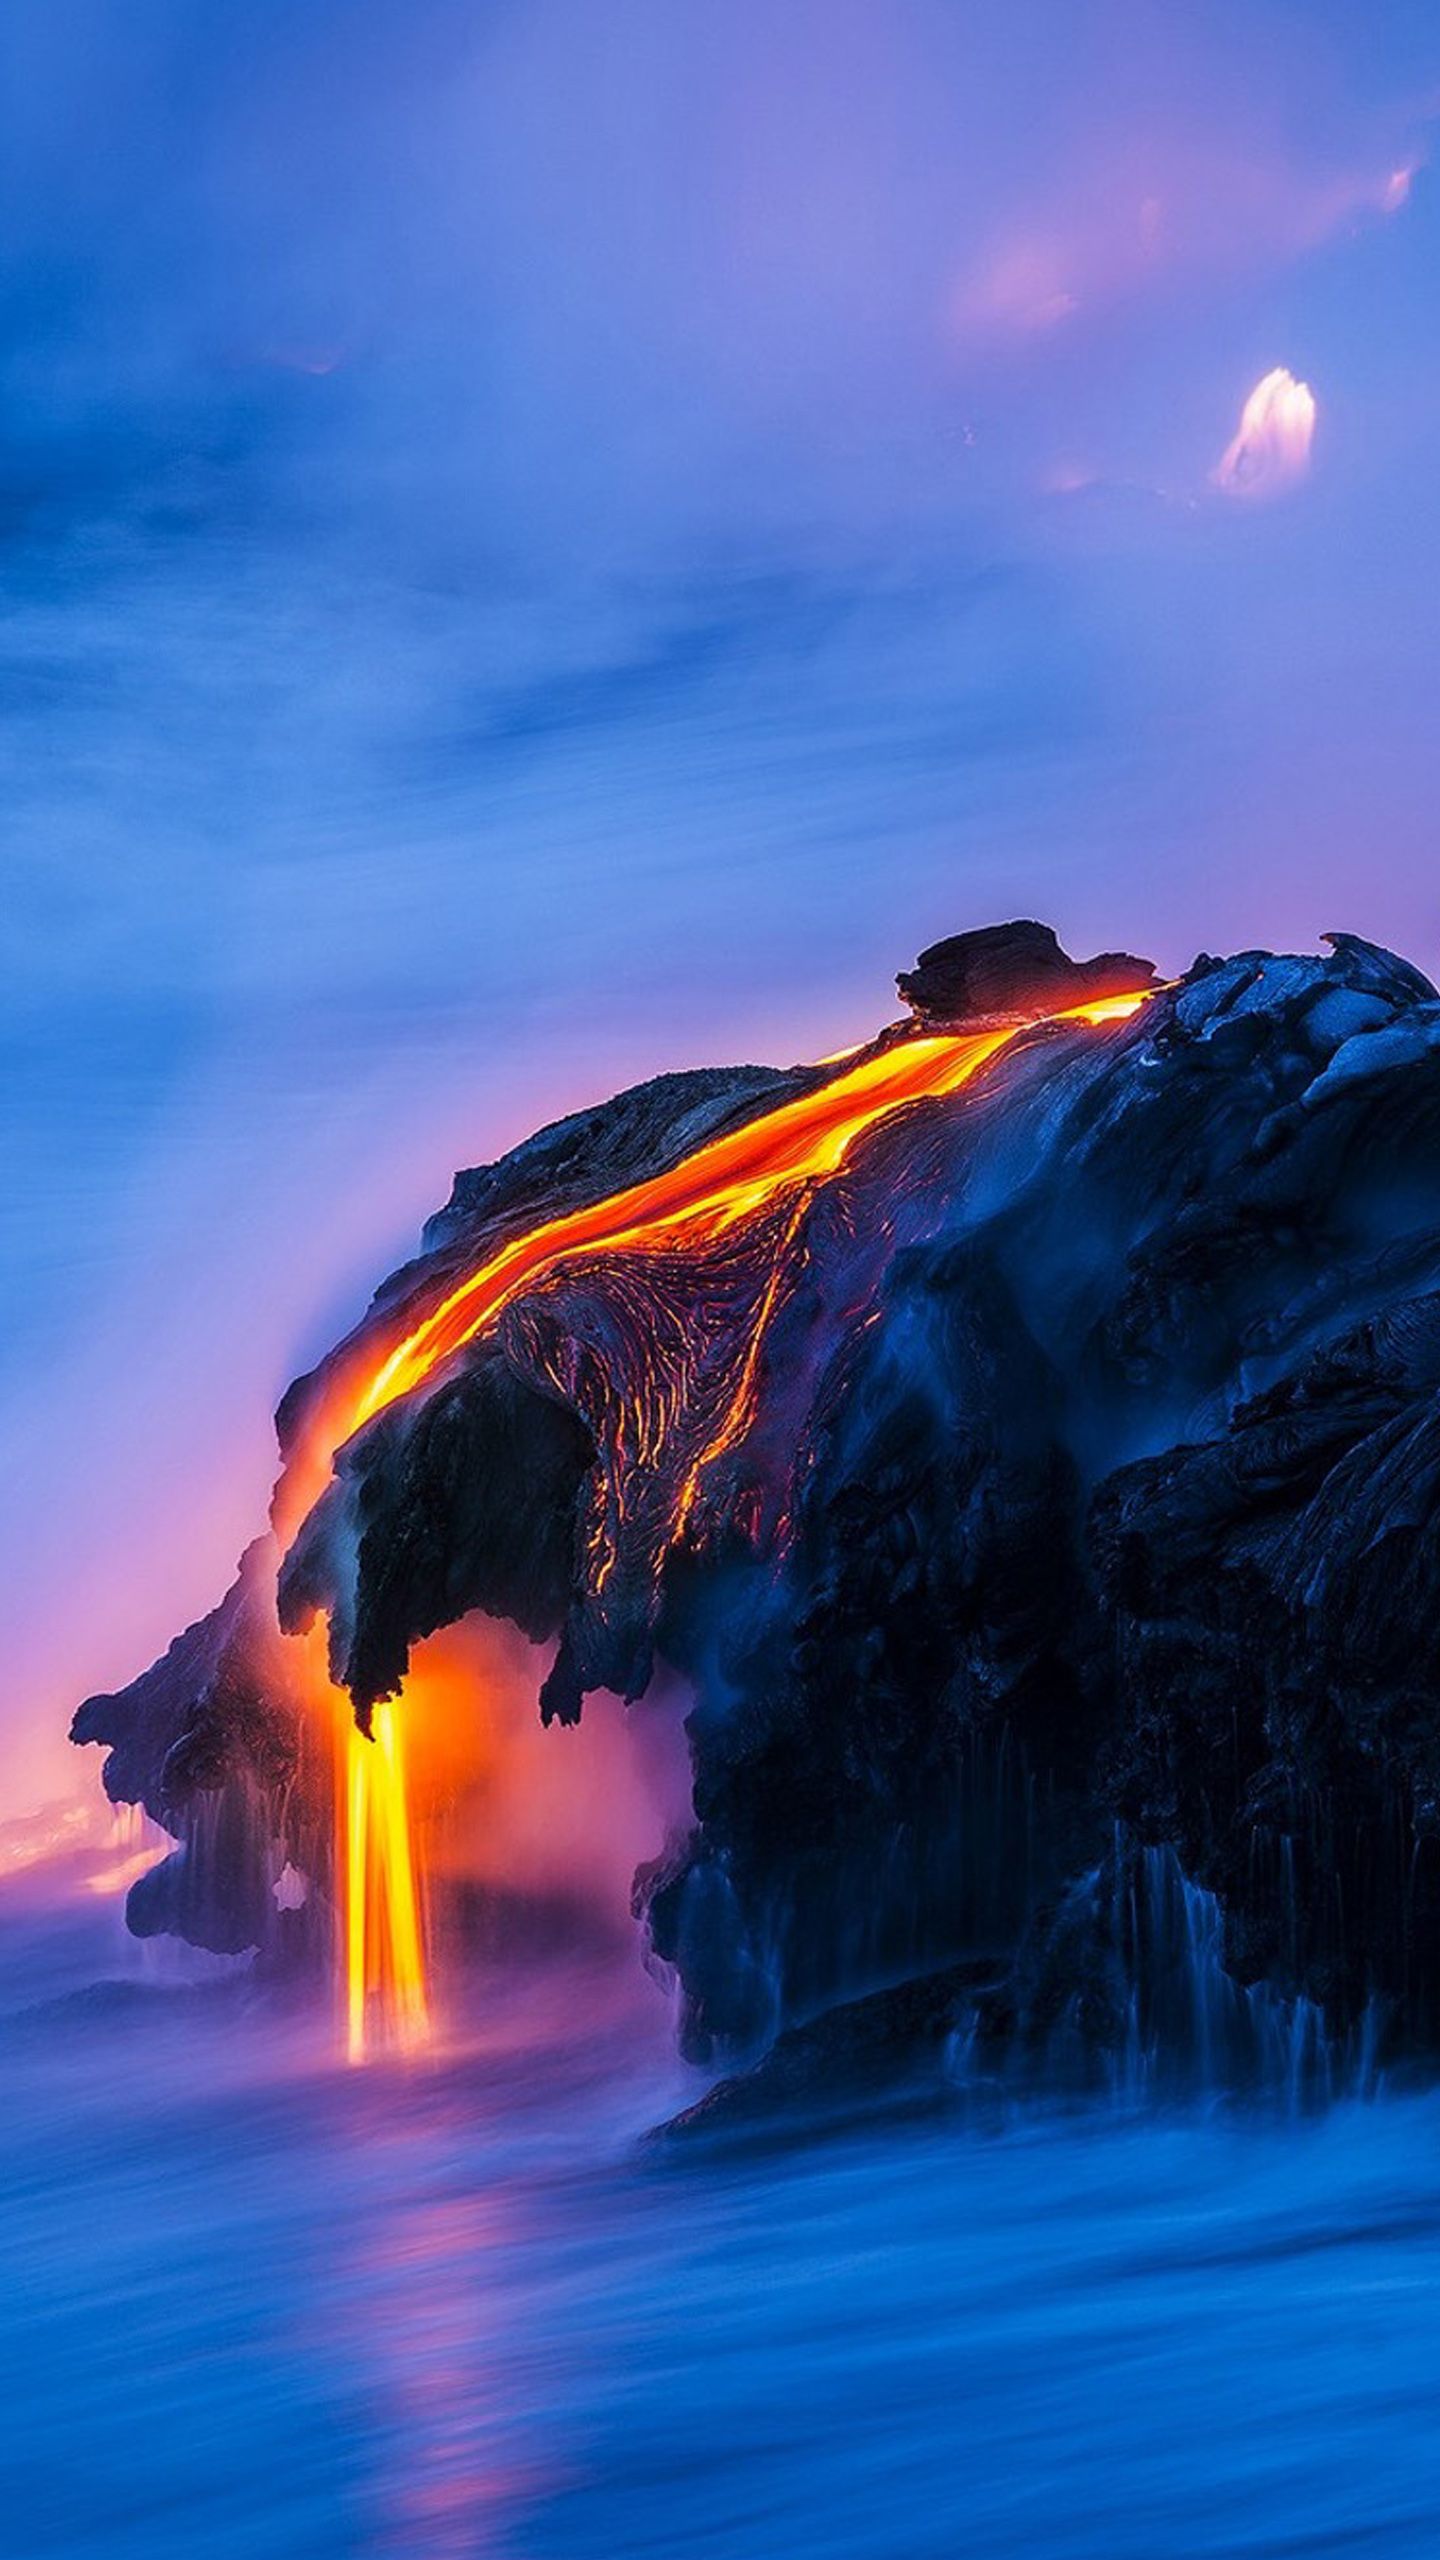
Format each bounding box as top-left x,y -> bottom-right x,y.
1212,367 -> 1318,499
949,140 -> 1421,350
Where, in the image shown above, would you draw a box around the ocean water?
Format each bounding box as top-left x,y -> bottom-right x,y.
5,1884 -> 1440,2560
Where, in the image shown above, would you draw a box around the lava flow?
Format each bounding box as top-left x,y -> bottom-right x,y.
294,988 -> 1153,2060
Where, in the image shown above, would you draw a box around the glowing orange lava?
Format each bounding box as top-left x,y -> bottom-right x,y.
300,985 -> 1153,2059
352,994 -> 1147,1434
339,1690 -> 429,2061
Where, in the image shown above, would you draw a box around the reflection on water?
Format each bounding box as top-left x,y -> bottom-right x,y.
5,1885 -> 1440,2559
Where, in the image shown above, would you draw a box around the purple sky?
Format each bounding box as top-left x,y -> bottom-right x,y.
4,0 -> 1440,1806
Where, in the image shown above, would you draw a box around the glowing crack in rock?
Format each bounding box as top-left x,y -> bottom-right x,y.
1213,366 -> 1317,500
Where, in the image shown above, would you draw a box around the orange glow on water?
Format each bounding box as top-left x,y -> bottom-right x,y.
295,985 -> 1153,2059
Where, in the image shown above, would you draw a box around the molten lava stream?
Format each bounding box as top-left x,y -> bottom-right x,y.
298,1625 -> 427,2066
307,987 -> 1154,2060
340,1697 -> 429,2064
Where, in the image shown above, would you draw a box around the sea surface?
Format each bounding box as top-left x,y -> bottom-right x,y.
5,1879 -> 1440,2560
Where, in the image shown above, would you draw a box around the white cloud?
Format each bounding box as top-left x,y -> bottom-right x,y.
1213,367 -> 1317,499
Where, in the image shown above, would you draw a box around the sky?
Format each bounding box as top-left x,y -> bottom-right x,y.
3,0 -> 1440,1809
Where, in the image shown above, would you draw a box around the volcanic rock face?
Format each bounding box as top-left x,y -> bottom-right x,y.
73,923 -> 1440,2091
896,918 -> 1159,1024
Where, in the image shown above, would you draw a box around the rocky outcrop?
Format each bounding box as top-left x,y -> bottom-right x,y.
69,1538 -> 321,1955
72,924 -> 1440,2096
896,919 -> 1158,1024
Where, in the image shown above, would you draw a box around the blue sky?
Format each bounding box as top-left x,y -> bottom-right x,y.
4,0 -> 1440,1802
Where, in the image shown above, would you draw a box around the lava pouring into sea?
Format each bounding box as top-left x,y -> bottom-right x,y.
285,988 -> 1154,2060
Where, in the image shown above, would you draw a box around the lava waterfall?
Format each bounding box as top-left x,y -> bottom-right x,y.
71,923 -> 1440,2094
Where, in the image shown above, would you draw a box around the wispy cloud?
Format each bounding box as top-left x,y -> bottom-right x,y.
949,138 -> 1422,348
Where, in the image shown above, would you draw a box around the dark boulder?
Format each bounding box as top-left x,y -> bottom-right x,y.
896,919 -> 1158,1025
